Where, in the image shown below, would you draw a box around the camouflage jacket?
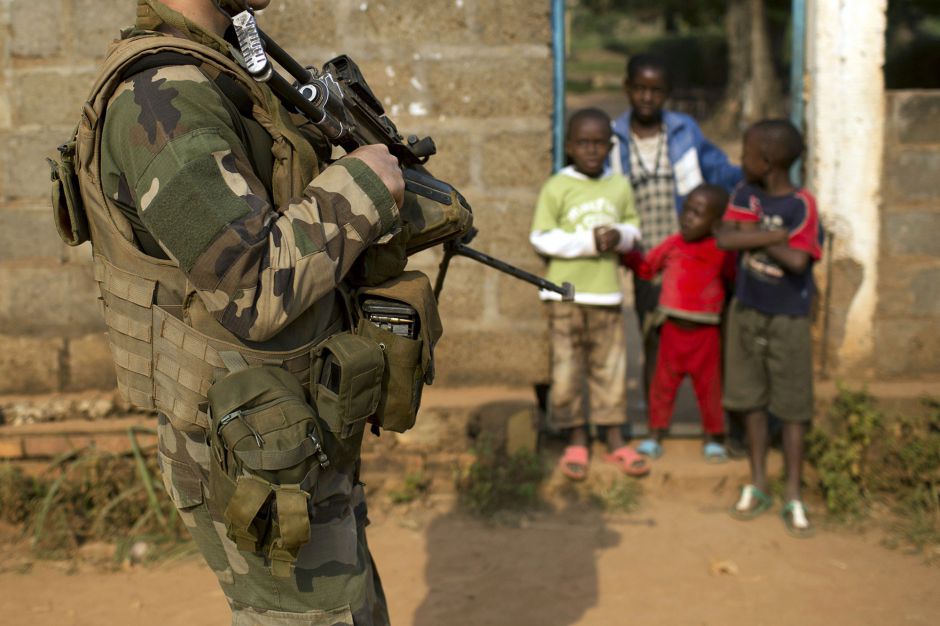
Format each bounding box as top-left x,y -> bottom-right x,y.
101,1 -> 400,343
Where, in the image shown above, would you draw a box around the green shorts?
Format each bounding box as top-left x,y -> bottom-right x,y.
723,300 -> 813,423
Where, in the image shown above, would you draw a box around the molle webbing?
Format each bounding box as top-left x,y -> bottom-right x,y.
95,255 -> 336,431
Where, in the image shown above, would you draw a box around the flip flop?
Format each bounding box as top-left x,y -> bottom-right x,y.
604,445 -> 651,477
636,438 -> 663,459
729,484 -> 773,520
703,441 -> 729,464
559,445 -> 589,481
781,500 -> 815,538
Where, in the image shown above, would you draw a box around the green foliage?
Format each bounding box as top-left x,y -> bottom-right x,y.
0,463 -> 45,526
387,472 -> 431,505
807,388 -> 940,555
588,476 -> 642,513
0,444 -> 188,561
457,442 -> 544,517
806,387 -> 883,520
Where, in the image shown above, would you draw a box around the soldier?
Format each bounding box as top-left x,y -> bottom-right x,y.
71,1 -> 407,624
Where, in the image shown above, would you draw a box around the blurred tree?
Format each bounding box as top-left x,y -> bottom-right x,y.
577,0 -> 791,128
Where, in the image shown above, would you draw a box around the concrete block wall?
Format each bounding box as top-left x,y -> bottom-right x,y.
876,91 -> 940,378
0,0 -> 553,394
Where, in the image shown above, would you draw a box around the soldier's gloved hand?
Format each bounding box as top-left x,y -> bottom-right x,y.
346,144 -> 405,209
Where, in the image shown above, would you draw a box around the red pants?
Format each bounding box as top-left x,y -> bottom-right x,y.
649,320 -> 723,434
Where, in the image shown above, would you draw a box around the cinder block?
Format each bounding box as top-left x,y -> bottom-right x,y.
893,93 -> 940,146
339,0 -> 471,48
436,261 -> 487,322
434,326 -> 549,386
475,0 -> 553,45
883,150 -> 940,204
0,437 -> 25,460
6,129 -> 70,200
72,0 -> 135,58
0,263 -> 104,338
257,0 -> 339,51
0,334 -> 63,393
420,132 -> 473,190
496,268 -> 555,320
480,131 -> 553,188
0,208 -> 66,261
66,332 -> 117,391
424,57 -> 553,119
466,193 -> 542,262
911,266 -> 940,316
874,319 -> 940,378
884,211 -> 940,258
11,0 -> 64,58
345,59 -> 432,121
13,69 -> 97,127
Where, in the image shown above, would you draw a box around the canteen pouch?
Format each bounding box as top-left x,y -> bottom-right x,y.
355,271 -> 443,433
311,332 -> 385,440
207,362 -> 330,578
48,138 -> 90,246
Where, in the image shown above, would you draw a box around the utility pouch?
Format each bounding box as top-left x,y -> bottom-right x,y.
207,357 -> 330,578
48,138 -> 90,246
311,333 -> 385,440
355,271 -> 443,433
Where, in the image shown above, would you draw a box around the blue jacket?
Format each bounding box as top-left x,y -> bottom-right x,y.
609,109 -> 742,214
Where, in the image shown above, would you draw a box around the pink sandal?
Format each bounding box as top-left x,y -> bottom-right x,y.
559,445 -> 589,481
604,446 -> 651,477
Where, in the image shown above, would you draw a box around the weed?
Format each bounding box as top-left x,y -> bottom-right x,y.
806,386 -> 882,520
588,476 -> 642,513
457,441 -> 544,517
387,472 -> 431,505
807,388 -> 940,556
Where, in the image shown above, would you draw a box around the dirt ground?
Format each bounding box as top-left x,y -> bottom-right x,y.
2,449 -> 938,626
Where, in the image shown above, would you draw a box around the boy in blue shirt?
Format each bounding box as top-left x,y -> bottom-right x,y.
716,119 -> 822,538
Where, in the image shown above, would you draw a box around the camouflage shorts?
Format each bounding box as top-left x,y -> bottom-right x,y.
155,414 -> 389,626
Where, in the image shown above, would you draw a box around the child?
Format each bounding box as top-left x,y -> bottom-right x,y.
530,108 -> 649,480
628,184 -> 735,462
716,119 -> 822,537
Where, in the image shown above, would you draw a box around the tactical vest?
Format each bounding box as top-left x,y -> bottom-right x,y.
52,28 -> 443,577
64,33 -> 336,433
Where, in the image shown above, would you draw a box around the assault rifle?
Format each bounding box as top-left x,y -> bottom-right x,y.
229,10 -> 574,302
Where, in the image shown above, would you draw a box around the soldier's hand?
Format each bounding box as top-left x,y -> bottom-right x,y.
346,144 -> 404,209
594,225 -> 621,253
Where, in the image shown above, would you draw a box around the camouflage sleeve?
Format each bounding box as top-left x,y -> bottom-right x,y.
102,64 -> 399,342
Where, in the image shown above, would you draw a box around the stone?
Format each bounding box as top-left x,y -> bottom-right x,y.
0,335 -> 63,393
883,211 -> 940,258
475,0 -> 552,45
0,208 -> 66,261
5,129 -> 71,200
12,69 -> 98,127
911,266 -> 940,315
883,150 -> 940,203
434,327 -> 548,386
874,319 -> 940,377
73,0 -> 134,58
66,333 -> 117,391
424,57 -> 552,119
0,262 -> 104,338
893,93 -> 940,145
11,0 -> 64,58
481,131 -> 553,189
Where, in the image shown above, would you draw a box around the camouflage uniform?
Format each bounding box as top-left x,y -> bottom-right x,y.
93,2 -> 397,623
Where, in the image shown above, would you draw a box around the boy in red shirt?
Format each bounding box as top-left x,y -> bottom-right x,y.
626,184 -> 734,461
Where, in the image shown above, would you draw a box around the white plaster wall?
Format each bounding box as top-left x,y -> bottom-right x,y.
805,0 -> 886,376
